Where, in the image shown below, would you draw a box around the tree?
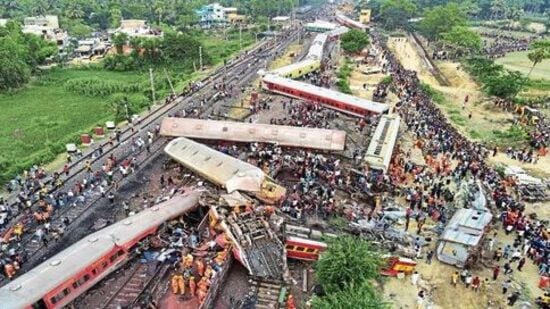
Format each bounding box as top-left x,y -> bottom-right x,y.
112,32 -> 128,54
340,29 -> 370,54
483,70 -> 527,99
490,0 -> 505,20
315,236 -> 384,294
311,281 -> 390,309
441,26 -> 482,56
0,21 -> 57,90
505,6 -> 523,29
379,0 -> 416,30
527,40 -> 550,77
420,3 -> 467,41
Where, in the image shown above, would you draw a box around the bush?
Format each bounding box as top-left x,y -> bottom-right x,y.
311,281 -> 390,309
315,236 -> 384,293
380,76 -> 393,85
64,78 -> 143,97
336,79 -> 353,94
420,82 -> 445,104
341,29 -> 370,54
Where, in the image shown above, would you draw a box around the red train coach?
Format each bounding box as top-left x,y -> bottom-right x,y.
285,236 -> 328,261
262,74 -> 389,117
0,192 -> 200,309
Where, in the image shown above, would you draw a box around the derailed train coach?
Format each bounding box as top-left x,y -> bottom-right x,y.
0,193 -> 200,309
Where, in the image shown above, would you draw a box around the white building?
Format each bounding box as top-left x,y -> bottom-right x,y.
22,15 -> 69,52
115,19 -> 162,38
196,3 -> 241,25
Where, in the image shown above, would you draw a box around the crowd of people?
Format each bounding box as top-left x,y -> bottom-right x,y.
0,126 -> 161,281
368,30 -> 550,306
480,32 -> 536,58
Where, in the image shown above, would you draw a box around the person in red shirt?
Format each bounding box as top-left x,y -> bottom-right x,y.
493,265 -> 500,280
472,276 -> 481,292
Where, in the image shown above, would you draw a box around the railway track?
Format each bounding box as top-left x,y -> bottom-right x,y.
1,28 -> 303,284
249,278 -> 286,309
100,262 -> 169,309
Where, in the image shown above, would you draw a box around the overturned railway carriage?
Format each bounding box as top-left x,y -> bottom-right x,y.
164,137 -> 286,204
326,26 -> 349,41
0,193 -> 200,309
160,118 -> 346,151
364,115 -> 401,173
261,74 -> 389,117
335,13 -> 368,31
270,59 -> 320,79
269,33 -> 327,79
305,34 -> 327,61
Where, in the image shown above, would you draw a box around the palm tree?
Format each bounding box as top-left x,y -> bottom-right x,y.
65,2 -> 85,19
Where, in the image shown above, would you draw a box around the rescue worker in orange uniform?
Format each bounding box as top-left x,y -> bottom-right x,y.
204,265 -> 214,279
196,277 -> 210,304
171,272 -> 185,295
182,253 -> 194,269
13,223 -> 24,241
4,263 -> 16,279
195,258 -> 205,277
286,294 -> 296,309
188,276 -> 196,296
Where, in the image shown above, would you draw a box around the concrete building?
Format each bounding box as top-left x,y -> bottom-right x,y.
196,3 -> 243,25
115,19 -> 162,38
75,38 -> 108,59
22,15 -> 69,52
24,15 -> 59,28
360,9 -> 371,23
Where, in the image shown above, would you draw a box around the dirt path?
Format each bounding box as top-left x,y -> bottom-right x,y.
384,36 -> 549,309
388,36 -> 550,179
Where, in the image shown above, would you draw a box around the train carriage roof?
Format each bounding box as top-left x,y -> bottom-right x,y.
270,59 -> 320,76
0,193 -> 200,308
326,26 -> 349,38
364,115 -> 401,172
305,34 -> 327,60
164,137 -> 266,193
335,13 -> 367,30
160,118 -> 346,151
262,74 -> 389,114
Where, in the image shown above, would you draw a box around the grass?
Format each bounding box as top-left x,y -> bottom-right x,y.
495,50 -> 550,81
0,68 -> 146,181
337,58 -> 353,94
0,31 -> 255,184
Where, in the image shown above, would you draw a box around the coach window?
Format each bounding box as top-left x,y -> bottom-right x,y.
72,274 -> 91,289
306,248 -> 316,253
51,288 -> 71,304
32,299 -> 48,309
110,249 -> 125,263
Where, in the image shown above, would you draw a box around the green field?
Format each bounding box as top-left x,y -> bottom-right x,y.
0,30 -> 255,183
0,69 -> 147,181
495,50 -> 550,80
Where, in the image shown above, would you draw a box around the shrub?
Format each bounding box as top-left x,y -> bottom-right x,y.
64,78 -> 143,97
